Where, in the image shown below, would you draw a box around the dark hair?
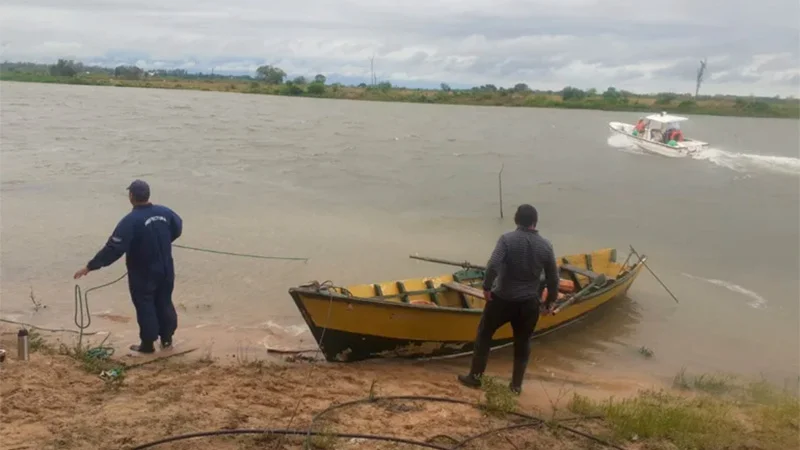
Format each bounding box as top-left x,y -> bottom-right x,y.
514,204 -> 538,228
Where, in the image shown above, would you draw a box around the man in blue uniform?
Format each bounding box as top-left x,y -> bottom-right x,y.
74,180 -> 183,354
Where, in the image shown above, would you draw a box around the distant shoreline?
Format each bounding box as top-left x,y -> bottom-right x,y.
2,72 -> 798,119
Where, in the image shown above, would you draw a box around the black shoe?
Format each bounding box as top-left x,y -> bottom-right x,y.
509,383 -> 522,395
129,342 -> 156,354
160,339 -> 172,350
458,373 -> 482,389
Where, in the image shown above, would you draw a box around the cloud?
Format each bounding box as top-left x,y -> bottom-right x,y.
1,0 -> 798,95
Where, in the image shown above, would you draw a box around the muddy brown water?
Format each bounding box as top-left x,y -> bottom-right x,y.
1,81 -> 798,386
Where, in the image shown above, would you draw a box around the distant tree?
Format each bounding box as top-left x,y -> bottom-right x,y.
292,76 -> 307,85
313,74 -> 327,84
307,81 -> 326,95
256,65 -> 286,84
602,87 -> 621,102
440,83 -> 451,92
358,82 -> 368,88
587,88 -> 598,96
513,83 -> 529,92
561,86 -> 586,101
48,59 -> 78,77
655,92 -> 678,105
279,82 -> 303,96
114,65 -> 143,80
376,81 -> 392,91
154,69 -> 189,78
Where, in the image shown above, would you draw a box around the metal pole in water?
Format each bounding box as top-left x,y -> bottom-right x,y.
498,163 -> 504,219
630,245 -> 680,304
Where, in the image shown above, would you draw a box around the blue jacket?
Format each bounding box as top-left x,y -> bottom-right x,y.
87,204 -> 182,280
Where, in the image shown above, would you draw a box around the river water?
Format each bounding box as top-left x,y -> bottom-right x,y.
1,82 -> 798,384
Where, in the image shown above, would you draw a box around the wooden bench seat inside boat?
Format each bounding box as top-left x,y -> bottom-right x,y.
559,264 -> 610,281
442,281 -> 485,299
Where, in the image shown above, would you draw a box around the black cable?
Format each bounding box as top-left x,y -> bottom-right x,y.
129,396 -> 624,450
452,421 -> 543,448
426,434 -> 461,444
309,395 -> 536,427
129,428 -> 450,450
308,395 -> 624,450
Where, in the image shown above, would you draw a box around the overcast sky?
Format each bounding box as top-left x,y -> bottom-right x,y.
1,0 -> 798,96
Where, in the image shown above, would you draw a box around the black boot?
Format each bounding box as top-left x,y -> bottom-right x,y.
160,337 -> 172,350
511,359 -> 527,394
129,341 -> 156,354
457,373 -> 482,389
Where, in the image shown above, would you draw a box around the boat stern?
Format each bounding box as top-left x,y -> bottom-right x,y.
609,121 -> 633,134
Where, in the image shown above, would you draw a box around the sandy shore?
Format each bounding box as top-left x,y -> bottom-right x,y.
1,326 -> 797,450
0,325 -> 660,450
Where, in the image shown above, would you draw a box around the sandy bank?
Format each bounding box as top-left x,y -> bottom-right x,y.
1,327 -> 797,450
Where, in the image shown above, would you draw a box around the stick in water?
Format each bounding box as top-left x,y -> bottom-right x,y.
498,163 -> 504,219
630,245 -> 679,304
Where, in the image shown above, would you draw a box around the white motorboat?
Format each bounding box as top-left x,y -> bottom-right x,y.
608,112 -> 708,158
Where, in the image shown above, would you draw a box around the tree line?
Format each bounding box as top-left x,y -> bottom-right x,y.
1,59 -> 796,114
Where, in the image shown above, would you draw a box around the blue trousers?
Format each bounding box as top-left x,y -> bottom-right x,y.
129,274 -> 178,343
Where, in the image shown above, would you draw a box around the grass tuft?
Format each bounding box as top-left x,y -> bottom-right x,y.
479,375 -> 518,416
569,372 -> 800,450
27,330 -> 47,353
306,424 -> 337,449
691,373 -> 736,394
569,389 -> 738,449
672,367 -> 735,394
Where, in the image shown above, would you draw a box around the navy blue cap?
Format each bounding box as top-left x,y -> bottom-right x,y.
127,179 -> 150,200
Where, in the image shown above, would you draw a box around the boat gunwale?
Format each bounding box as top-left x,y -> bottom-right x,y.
288,255 -> 647,316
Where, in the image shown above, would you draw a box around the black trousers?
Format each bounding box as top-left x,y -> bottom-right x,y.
469,295 -> 540,388
129,273 -> 178,343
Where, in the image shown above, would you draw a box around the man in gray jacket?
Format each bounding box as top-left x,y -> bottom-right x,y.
457,204 -> 559,394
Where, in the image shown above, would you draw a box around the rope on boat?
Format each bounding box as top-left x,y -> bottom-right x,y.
299,279 -> 355,297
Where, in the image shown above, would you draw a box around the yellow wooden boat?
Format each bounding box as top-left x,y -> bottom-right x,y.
288,247 -> 646,363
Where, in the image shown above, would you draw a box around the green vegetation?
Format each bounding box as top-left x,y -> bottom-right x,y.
569,370 -> 800,450
672,367 -> 739,394
479,375 -> 519,416
1,59 -> 798,118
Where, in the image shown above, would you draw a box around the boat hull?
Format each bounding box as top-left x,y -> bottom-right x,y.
609,121 -> 708,158
288,248 -> 645,363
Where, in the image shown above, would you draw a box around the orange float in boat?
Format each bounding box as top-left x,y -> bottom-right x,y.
410,299 -> 435,306
540,288 -> 567,303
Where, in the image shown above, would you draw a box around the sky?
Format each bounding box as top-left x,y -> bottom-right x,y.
1,0 -> 799,96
